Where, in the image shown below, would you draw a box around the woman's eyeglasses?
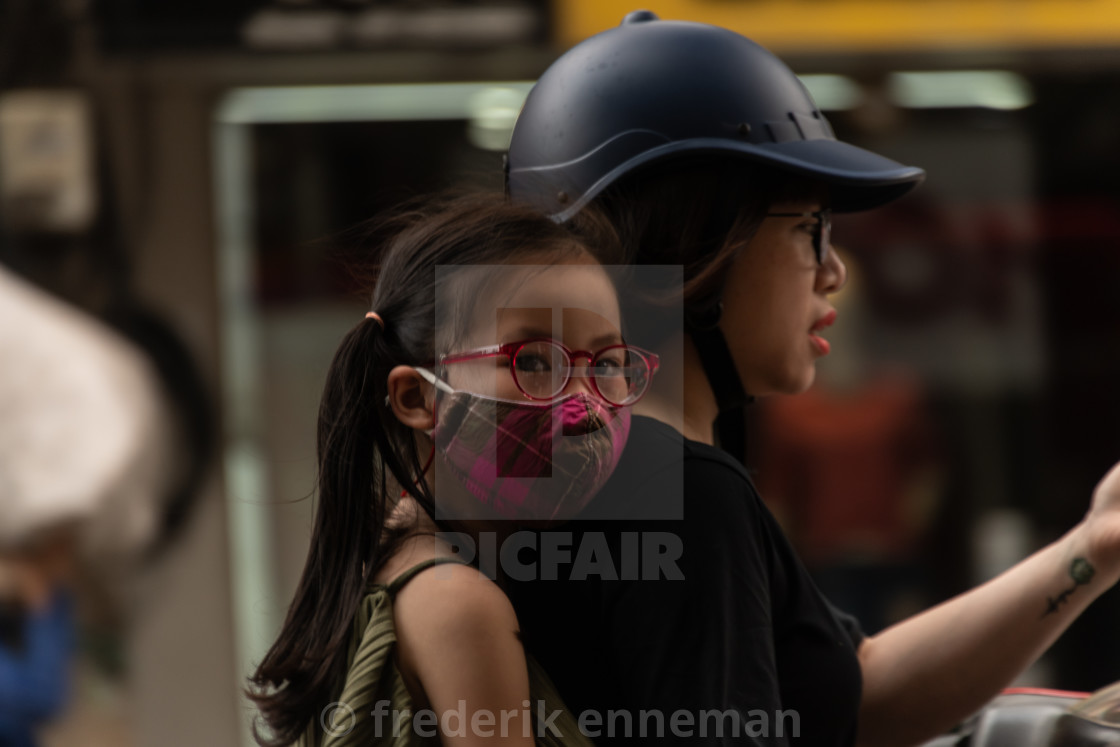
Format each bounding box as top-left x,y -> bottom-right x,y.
767,208 -> 832,265
439,338 -> 660,406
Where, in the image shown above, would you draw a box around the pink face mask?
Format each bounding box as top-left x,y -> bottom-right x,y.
418,369 -> 631,523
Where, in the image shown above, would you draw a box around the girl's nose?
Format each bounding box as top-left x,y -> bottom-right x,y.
560,355 -> 599,399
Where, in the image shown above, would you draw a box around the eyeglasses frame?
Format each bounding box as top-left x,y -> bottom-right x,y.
437,337 -> 661,405
766,208 -> 832,265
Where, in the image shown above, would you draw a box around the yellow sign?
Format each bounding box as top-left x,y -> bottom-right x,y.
556,1 -> 1120,53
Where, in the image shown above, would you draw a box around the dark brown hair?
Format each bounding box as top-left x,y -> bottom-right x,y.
591,157 -> 823,324
246,193 -> 607,746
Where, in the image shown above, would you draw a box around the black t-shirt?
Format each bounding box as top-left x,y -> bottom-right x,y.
508,416 -> 864,746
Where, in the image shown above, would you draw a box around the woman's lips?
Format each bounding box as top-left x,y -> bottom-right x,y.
809,309 -> 837,355
811,309 -> 837,332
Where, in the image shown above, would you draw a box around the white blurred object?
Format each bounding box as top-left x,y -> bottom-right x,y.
467,87 -> 527,152
0,264 -> 172,566
0,90 -> 97,234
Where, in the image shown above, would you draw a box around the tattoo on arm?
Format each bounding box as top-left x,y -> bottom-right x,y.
1041,558 -> 1095,618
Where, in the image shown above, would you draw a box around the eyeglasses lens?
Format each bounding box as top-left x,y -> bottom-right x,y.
512,341 -> 651,405
816,212 -> 832,265
512,341 -> 568,399
591,348 -> 633,405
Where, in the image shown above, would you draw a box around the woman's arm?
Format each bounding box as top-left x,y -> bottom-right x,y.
394,563 -> 537,745
857,462 -> 1120,747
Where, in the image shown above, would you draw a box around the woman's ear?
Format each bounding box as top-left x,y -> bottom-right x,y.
387,366 -> 435,430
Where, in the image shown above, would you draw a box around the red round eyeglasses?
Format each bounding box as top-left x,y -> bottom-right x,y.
439,338 -> 660,406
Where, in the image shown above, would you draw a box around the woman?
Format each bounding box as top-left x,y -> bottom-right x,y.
249,195 -> 658,745
505,12 -> 1120,747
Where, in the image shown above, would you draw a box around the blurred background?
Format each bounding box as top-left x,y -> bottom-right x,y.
0,0 -> 1118,745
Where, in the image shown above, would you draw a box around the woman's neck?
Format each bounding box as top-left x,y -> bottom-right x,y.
632,331 -> 718,445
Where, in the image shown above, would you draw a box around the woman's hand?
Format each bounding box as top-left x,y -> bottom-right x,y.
858,462 -> 1120,747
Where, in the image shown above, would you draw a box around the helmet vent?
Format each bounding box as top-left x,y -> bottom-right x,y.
621,10 -> 659,25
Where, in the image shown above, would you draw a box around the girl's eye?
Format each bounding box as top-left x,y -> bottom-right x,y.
515,354 -> 553,374
593,356 -> 625,376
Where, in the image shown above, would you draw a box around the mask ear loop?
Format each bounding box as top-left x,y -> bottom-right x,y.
414,365 -> 455,394
402,446 -> 436,498
401,366 -> 450,497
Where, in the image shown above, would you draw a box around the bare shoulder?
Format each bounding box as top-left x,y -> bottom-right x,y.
392,553 -> 529,721
392,560 -> 519,641
375,500 -> 527,715
374,498 -> 516,634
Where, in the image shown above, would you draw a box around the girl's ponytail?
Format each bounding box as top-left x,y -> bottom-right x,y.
248,319 -> 388,746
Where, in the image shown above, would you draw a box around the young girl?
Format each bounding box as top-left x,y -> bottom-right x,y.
248,195 -> 656,746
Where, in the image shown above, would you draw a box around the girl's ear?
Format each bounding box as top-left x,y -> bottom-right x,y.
387,365 -> 435,430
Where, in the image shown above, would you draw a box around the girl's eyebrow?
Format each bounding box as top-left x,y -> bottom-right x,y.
590,331 -> 625,348
500,326 -> 624,348
501,325 -> 553,341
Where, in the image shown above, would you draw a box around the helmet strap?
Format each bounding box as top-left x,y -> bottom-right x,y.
686,304 -> 751,463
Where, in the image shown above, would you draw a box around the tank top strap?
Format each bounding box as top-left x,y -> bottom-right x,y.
385,556 -> 472,597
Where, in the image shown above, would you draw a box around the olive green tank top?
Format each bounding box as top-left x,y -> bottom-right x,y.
297,556 -> 594,746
